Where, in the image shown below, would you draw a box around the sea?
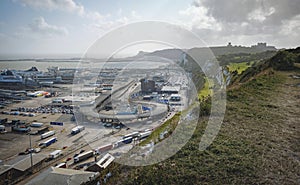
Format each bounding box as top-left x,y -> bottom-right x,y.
0,59 -> 169,72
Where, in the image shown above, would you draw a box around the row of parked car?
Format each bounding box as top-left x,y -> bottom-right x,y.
10,105 -> 74,115
1,111 -> 35,117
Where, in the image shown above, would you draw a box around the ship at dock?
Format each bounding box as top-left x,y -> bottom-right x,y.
0,66 -> 76,89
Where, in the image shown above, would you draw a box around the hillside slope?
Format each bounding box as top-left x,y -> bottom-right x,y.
99,49 -> 300,185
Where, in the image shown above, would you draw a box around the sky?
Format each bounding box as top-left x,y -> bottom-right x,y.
0,0 -> 299,58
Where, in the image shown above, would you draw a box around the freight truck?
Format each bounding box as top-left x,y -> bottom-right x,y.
41,131 -> 55,139
71,126 -> 85,135
30,122 -> 44,127
94,144 -> 113,155
49,150 -> 62,159
40,137 -> 57,148
138,131 -> 152,140
123,132 -> 139,139
74,150 -> 94,163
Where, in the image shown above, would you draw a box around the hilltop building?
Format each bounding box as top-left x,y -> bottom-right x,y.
251,42 -> 276,50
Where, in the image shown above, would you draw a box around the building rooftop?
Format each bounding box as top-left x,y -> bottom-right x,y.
12,153 -> 47,172
96,153 -> 115,169
27,167 -> 99,185
0,165 -> 12,175
170,94 -> 181,97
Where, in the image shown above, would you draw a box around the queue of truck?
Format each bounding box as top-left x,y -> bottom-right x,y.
70,130 -> 152,165
74,150 -> 94,163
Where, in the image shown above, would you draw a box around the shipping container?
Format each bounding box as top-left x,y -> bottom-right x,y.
74,150 -> 94,163
41,130 -> 55,139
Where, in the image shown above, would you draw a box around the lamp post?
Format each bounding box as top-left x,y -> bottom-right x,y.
28,133 -> 33,173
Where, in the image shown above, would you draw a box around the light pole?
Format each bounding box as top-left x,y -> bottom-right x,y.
28,133 -> 33,173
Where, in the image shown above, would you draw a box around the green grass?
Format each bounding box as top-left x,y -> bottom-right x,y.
227,61 -> 254,74
198,77 -> 213,101
105,68 -> 300,185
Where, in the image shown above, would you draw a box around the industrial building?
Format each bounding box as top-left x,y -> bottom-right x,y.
140,79 -> 156,93
0,154 -> 47,185
86,153 -> 115,172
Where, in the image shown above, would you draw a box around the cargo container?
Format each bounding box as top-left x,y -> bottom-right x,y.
122,132 -> 139,139
41,130 -> 55,139
74,150 -> 94,163
40,137 -> 57,148
94,144 -> 113,155
49,150 -> 62,159
30,122 -> 44,127
138,131 -> 152,140
71,126 -> 85,135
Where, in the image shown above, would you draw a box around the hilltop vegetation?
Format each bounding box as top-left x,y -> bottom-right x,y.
229,48 -> 300,85
101,48 -> 300,185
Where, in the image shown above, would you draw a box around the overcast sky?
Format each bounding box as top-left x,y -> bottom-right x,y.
0,0 -> 299,57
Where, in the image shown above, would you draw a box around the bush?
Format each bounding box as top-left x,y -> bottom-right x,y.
269,50 -> 297,70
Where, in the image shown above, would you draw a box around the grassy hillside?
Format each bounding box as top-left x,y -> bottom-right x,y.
198,77 -> 212,101
226,61 -> 254,74
92,49 -> 300,185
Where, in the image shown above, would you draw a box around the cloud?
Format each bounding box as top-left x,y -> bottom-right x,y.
28,17 -> 68,36
248,7 -> 275,22
86,10 -> 142,34
177,0 -> 300,47
193,0 -> 300,25
16,0 -> 84,15
279,15 -> 300,37
179,5 -> 221,31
